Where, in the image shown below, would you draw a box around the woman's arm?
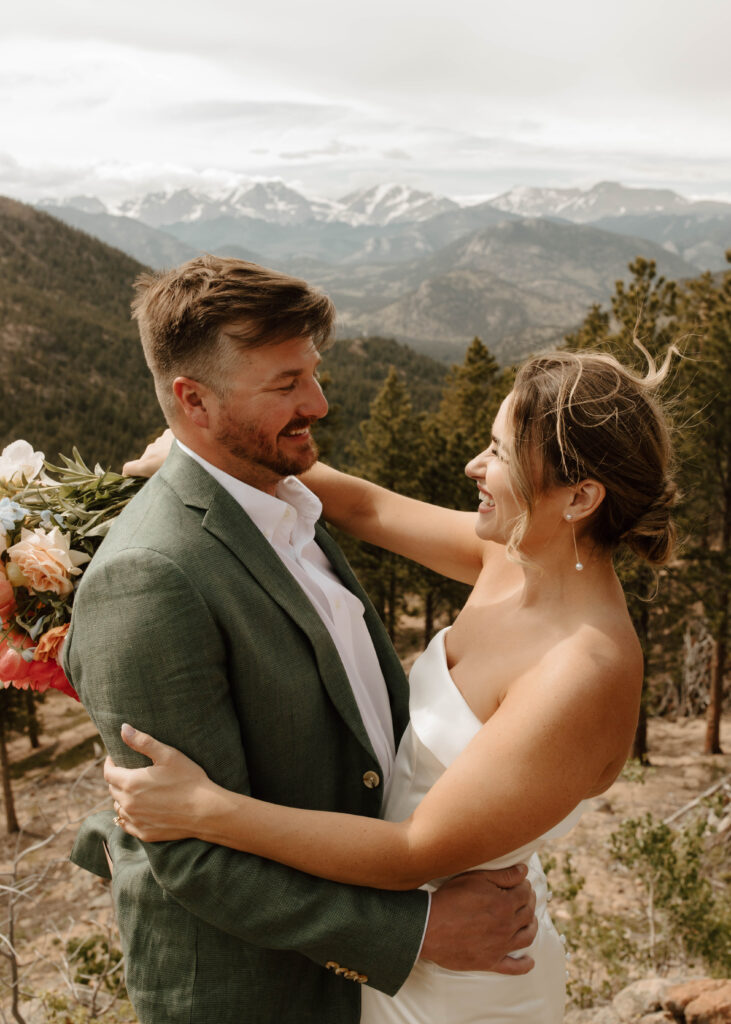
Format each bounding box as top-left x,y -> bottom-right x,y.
123,434 -> 487,584
302,462 -> 489,585
108,638 -> 638,890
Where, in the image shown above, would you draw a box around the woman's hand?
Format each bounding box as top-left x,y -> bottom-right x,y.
105,724 -> 216,842
122,429 -> 174,478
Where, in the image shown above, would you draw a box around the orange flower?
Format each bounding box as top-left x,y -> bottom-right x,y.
34,623 -> 69,663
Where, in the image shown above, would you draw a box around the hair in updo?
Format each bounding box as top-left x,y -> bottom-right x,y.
506,345 -> 679,566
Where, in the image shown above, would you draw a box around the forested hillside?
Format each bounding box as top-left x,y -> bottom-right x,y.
0,197 -> 162,466
316,336 -> 448,461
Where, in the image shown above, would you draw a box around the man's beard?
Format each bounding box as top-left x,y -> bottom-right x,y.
215,415 -> 319,481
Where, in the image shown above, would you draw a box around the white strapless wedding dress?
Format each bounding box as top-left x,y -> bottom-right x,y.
361,628 -> 586,1024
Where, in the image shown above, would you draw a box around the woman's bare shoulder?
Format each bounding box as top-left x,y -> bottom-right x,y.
513,614 -> 643,724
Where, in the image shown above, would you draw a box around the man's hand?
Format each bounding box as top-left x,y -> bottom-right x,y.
420,866 -> 537,974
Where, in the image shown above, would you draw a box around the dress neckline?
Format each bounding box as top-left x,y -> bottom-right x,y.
407,627 -> 483,768
435,626 -> 484,728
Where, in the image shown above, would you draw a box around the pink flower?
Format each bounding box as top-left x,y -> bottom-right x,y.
7,527 -> 89,597
0,631 -> 78,701
0,575 -> 15,620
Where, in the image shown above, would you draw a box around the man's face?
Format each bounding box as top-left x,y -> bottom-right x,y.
208,335 -> 328,493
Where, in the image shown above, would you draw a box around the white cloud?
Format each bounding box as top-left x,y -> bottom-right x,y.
1,0 -> 729,203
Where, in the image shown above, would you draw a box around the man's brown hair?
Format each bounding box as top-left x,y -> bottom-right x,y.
131,254 -> 335,419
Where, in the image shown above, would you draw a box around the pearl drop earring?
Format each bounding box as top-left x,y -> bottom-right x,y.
565,514 -> 583,571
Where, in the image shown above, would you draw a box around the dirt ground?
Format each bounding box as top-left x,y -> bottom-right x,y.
1,691 -> 730,1020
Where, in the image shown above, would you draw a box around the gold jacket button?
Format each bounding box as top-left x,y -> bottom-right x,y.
362,770 -> 380,789
357,974 -> 368,984
325,961 -> 339,971
344,970 -> 359,981
335,966 -> 348,975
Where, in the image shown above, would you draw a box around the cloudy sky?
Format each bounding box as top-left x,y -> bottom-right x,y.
2,0 -> 730,205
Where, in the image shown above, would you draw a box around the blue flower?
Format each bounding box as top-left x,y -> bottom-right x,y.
0,497 -> 29,532
40,509 -> 65,528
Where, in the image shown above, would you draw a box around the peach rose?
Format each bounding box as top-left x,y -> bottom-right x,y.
33,623 -> 69,663
0,575 -> 16,620
7,527 -> 90,597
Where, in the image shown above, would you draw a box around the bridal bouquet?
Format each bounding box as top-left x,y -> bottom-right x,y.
0,441 -> 144,701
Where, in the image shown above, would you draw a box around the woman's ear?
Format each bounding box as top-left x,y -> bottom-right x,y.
172,377 -> 212,428
565,479 -> 606,522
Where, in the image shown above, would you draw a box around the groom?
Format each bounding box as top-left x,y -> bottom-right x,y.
65,255 -> 537,1024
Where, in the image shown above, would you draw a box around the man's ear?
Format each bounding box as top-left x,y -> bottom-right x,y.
565,479 -> 606,522
172,377 -> 212,428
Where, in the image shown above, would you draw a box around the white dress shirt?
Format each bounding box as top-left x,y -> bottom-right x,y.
176,441 -> 396,783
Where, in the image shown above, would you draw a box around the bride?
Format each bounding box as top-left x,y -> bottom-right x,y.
107,346 -> 677,1023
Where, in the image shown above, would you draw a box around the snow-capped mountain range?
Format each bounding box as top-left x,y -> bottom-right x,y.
38,179 -> 729,231
42,181 -> 460,229
490,180 -> 730,222
28,178 -> 731,364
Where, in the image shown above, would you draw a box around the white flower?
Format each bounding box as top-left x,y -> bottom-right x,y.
0,441 -> 45,486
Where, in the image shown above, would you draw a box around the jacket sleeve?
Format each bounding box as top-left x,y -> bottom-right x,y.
64,546 -> 428,995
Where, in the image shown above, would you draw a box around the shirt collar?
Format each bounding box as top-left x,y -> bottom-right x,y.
175,440 -> 321,550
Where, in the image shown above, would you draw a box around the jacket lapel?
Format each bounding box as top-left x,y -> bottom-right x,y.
159,446 -> 380,762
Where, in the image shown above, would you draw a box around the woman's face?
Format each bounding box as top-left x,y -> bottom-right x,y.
465,394 -> 524,544
466,392 -> 570,551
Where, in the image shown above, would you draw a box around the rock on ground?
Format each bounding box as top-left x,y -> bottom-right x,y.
665,979 -> 731,1023
565,978 -> 731,1024
613,977 -> 676,1019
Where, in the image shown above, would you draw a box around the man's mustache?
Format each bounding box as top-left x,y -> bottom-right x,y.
280,418 -> 318,434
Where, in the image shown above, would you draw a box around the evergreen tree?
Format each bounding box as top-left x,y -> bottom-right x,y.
412,338 -> 510,641
344,368 -> 423,640
435,337 -> 504,465
674,257 -> 731,753
563,260 -> 683,761
563,303 -> 611,351
564,256 -> 731,756
609,257 -> 678,362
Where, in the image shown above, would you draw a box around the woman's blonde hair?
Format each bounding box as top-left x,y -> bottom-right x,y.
505,345 -> 679,566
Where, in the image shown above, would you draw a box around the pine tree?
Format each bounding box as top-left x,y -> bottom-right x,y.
562,261 -> 683,761
435,337 -> 504,464
564,256 -> 731,756
563,303 -> 611,352
408,338 -> 511,640
674,257 -> 731,753
344,368 -> 424,640
609,257 -> 678,362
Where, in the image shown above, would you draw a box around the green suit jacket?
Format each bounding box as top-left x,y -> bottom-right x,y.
65,445 -> 428,1024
